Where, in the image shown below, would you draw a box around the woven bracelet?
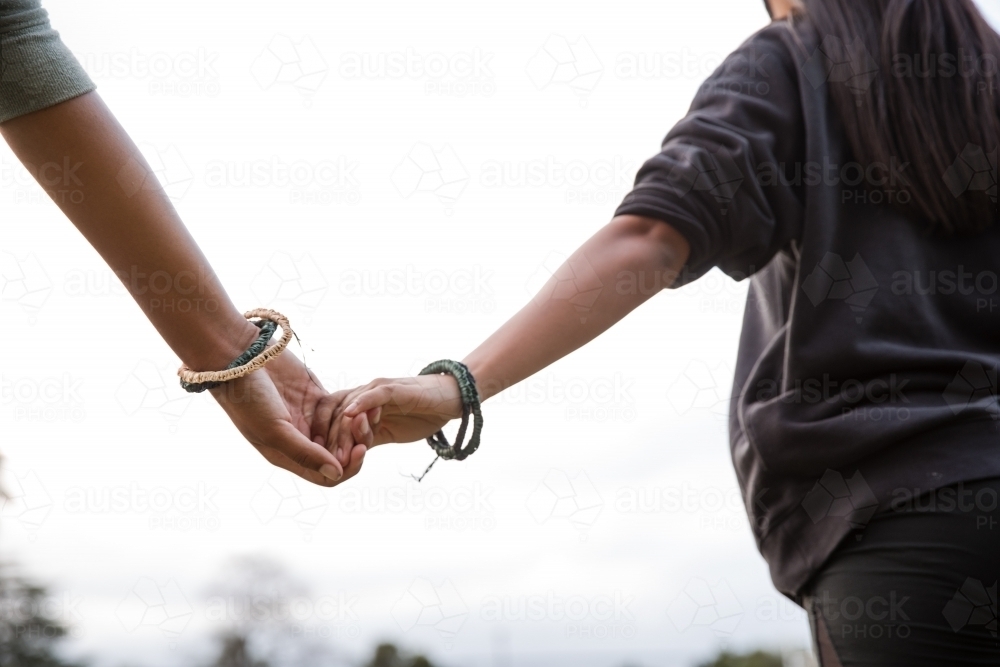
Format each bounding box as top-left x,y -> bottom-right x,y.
417,359 -> 484,461
177,308 -> 293,393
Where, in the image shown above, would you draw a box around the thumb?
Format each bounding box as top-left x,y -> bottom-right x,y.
270,420 -> 344,483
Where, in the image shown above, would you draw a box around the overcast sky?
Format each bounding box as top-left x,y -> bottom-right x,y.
3,1 -> 999,666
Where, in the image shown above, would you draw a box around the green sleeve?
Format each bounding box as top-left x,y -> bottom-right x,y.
0,0 -> 96,123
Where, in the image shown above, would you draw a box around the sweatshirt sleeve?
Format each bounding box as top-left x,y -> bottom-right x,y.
615,22 -> 806,287
0,0 -> 95,123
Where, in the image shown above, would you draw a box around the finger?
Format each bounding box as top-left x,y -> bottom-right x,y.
351,413 -> 374,448
325,408 -> 355,467
344,386 -> 396,416
310,390 -> 348,456
336,407 -> 359,465
337,444 -> 367,484
270,419 -> 344,484
368,406 -> 382,426
255,444 -> 340,487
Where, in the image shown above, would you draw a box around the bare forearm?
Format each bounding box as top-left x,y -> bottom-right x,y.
463,215 -> 690,401
0,92 -> 256,370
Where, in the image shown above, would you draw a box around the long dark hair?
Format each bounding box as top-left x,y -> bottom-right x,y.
795,0 -> 1000,233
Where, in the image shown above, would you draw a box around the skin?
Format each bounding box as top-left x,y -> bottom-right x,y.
316,0 -> 801,484
312,215 -> 692,484
0,91 -> 368,486
2,0 -> 796,488
768,0 -> 800,19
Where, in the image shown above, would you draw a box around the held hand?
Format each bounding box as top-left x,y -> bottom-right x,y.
209,349 -> 353,487
311,374 -> 464,486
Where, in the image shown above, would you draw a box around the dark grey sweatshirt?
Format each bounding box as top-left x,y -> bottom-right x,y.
616,20 -> 1000,598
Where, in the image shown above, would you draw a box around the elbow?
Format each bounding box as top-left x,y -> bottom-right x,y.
608,214 -> 691,283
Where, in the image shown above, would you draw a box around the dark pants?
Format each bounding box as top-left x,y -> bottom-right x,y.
801,477 -> 999,666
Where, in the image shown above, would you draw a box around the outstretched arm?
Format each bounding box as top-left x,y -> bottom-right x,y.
316,214 -> 690,479
0,92 -> 348,485
463,214 -> 689,402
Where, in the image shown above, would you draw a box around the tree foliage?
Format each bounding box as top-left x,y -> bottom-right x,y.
363,643 -> 438,667
204,633 -> 270,667
697,650 -> 784,667
0,565 -> 85,667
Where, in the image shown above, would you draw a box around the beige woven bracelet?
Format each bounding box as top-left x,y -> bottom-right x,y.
177,308 -> 293,386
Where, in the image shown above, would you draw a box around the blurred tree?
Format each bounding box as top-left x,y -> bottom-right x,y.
0,565 -> 86,667
363,642 -> 438,667
205,633 -> 270,667
202,556 -> 340,667
698,650 -> 784,667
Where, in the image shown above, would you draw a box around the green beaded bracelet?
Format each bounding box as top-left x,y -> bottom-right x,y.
408,360 -> 483,481
418,359 -> 483,461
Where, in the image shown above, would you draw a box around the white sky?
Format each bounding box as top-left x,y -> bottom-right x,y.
3,1 -> 999,666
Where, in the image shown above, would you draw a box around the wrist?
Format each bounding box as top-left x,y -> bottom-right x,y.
181,313 -> 261,372
462,353 -> 502,403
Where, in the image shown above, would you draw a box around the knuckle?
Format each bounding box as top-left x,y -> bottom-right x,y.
289,448 -> 313,470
